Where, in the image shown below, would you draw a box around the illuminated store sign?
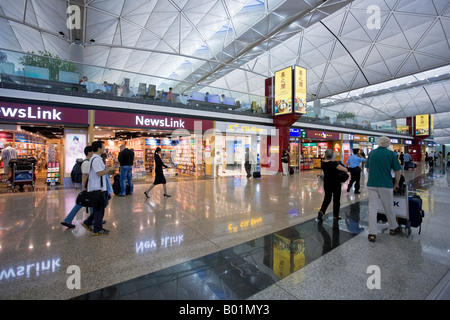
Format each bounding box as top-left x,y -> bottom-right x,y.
306,130 -> 339,140
227,123 -> 265,134
95,110 -> 213,131
0,101 -> 88,124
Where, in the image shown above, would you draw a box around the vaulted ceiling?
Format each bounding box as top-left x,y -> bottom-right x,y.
0,0 -> 449,142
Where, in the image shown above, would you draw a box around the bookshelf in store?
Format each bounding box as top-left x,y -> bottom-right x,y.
173,135 -> 205,177
127,138 -> 146,181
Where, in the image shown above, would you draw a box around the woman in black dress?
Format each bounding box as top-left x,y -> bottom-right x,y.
317,149 -> 348,221
144,147 -> 171,198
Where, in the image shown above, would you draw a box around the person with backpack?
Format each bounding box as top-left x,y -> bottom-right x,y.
61,146 -> 94,228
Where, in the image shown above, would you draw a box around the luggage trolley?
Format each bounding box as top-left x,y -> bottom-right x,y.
9,157 -> 37,191
376,178 -> 413,236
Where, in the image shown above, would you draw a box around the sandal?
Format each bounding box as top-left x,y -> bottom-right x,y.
389,227 -> 400,236
333,216 -> 342,221
144,191 -> 150,198
368,234 -> 376,242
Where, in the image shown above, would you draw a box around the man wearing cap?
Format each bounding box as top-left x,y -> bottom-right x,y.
365,136 -> 402,242
346,148 -> 365,194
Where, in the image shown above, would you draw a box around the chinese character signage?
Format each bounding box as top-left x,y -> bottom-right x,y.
415,114 -> 429,136
294,66 -> 307,114
274,66 -> 292,115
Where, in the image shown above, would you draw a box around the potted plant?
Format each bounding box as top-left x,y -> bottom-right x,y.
19,50 -> 77,81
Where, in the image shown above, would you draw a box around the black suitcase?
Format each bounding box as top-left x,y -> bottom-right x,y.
289,167 -> 294,175
113,174 -> 131,195
253,171 -> 261,178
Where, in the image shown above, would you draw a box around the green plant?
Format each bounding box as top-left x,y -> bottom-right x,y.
19,50 -> 77,81
336,111 -> 356,119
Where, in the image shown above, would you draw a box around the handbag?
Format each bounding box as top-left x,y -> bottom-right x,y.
337,170 -> 349,183
76,158 -> 105,208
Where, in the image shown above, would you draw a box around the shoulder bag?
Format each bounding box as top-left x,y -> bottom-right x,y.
76,158 -> 105,208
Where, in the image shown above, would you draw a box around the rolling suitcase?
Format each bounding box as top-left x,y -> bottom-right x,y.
253,171 -> 261,178
289,167 -> 294,175
407,195 -> 425,234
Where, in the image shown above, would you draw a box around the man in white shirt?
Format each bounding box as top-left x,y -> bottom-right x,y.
82,141 -> 115,236
61,146 -> 94,228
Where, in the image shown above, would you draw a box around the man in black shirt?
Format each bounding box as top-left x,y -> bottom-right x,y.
118,145 -> 135,196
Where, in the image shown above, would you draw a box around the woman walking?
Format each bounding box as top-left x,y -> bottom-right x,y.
144,147 -> 171,198
317,149 -> 348,222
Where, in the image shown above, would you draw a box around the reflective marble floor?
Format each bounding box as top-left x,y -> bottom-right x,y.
0,163 -> 449,300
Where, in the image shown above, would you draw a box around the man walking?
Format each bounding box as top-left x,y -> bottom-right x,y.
82,141 -> 115,236
118,144 -> 134,196
61,146 -> 93,228
346,149 -> 365,194
365,136 -> 402,242
244,147 -> 251,179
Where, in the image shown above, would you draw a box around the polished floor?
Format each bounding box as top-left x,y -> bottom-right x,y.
0,163 -> 449,300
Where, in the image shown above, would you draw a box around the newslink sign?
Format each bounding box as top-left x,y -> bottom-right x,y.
0,102 -> 89,125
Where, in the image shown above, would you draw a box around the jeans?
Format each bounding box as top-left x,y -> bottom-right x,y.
64,203 -> 93,223
120,165 -> 133,195
83,191 -> 109,233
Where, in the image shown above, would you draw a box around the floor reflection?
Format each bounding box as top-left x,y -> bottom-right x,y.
74,207 -> 357,300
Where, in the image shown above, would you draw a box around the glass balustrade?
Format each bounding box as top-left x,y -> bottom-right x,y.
0,48 -> 405,135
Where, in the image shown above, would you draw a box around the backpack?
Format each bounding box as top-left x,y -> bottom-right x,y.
71,160 -> 83,183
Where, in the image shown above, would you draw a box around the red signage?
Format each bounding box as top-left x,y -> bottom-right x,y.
306,130 -> 339,140
94,110 -> 214,131
0,101 -> 88,124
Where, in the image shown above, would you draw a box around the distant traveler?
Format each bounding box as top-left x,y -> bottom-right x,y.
0,142 -> 17,182
222,147 -> 227,173
244,147 -> 251,179
317,149 -> 348,222
403,151 -> 412,170
281,149 -> 290,175
346,149 -> 365,194
118,144 -> 134,196
365,136 -> 402,243
144,147 -> 171,198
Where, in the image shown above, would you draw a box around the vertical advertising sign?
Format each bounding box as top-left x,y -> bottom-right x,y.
415,114 -> 429,136
274,66 -> 292,115
294,66 -> 307,114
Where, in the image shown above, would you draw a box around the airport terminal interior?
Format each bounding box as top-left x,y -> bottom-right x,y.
0,0 -> 450,301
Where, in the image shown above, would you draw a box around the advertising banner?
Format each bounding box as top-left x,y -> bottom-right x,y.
294,66 -> 307,114
415,114 -> 429,136
274,66 -> 292,115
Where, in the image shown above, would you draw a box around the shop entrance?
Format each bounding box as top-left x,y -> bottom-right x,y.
215,134 -> 259,177
94,127 -> 208,184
